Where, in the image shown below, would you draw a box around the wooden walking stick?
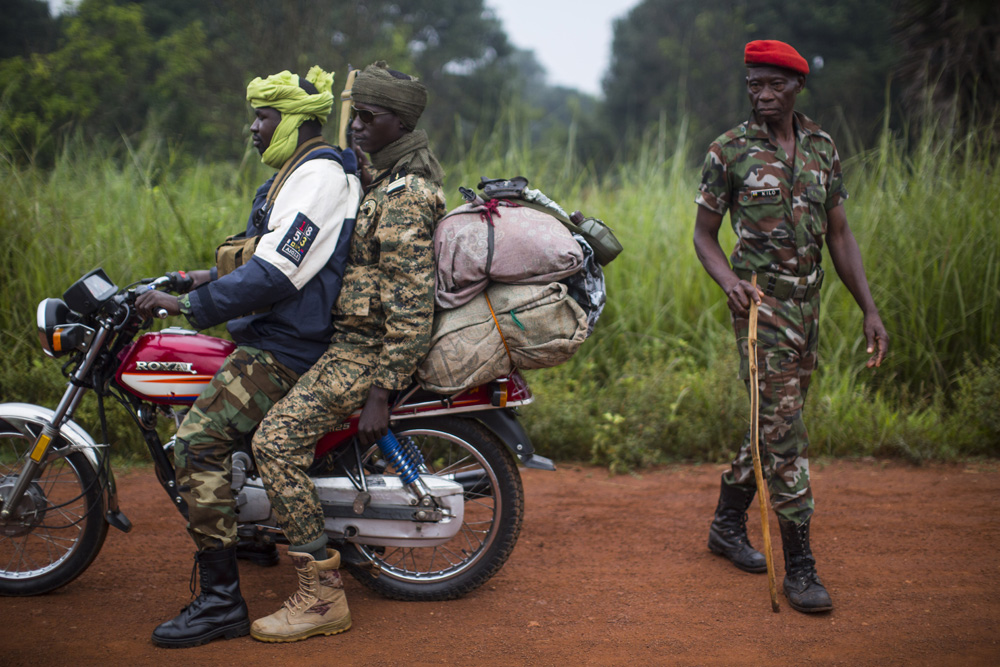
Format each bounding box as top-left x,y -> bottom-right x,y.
337,67 -> 359,149
748,272 -> 780,613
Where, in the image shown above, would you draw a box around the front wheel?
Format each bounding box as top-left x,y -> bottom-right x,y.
343,416 -> 524,601
0,414 -> 109,596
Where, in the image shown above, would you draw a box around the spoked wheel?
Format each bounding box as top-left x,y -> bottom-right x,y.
344,417 -> 524,601
0,414 -> 108,596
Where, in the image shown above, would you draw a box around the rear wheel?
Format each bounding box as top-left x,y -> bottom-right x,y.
343,417 -> 524,601
0,414 -> 108,596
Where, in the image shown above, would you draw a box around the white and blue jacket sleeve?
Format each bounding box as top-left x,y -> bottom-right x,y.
185,149 -> 363,373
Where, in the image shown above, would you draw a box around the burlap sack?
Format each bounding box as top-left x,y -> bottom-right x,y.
416,282 -> 588,393
434,202 -> 584,309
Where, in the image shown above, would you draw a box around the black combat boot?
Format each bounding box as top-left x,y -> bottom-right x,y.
779,518 -> 833,613
236,533 -> 280,567
708,476 -> 768,573
152,547 -> 251,648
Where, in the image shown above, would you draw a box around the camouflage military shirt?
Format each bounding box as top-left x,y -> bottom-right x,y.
326,168 -> 447,391
696,111 -> 848,277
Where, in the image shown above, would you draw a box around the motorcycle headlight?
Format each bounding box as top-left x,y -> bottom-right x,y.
36,298 -> 94,358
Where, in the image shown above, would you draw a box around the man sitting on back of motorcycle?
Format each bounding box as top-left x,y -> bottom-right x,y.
246,61 -> 447,644
135,66 -> 362,649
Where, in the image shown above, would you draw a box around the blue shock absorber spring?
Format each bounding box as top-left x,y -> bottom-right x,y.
377,430 -> 420,485
399,434 -> 426,470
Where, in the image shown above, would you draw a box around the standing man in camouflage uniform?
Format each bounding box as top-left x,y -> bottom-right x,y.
692,40 -> 888,613
136,67 -> 362,647
248,61 -> 447,643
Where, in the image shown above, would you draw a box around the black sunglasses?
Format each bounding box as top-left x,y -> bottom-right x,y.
351,106 -> 392,124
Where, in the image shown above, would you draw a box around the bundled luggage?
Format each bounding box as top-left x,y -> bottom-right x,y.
416,282 -> 588,394
415,176 -> 622,393
433,201 -> 584,310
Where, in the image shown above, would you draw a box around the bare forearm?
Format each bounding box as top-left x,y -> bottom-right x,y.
693,207 -> 739,293
694,230 -> 739,294
825,204 -> 888,367
693,206 -> 760,317
826,216 -> 878,316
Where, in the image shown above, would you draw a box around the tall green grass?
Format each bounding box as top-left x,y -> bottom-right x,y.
1,117 -> 997,467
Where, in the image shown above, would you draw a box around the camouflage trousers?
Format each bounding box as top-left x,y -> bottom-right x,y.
726,292 -> 820,524
252,352 -> 376,547
174,346 -> 299,551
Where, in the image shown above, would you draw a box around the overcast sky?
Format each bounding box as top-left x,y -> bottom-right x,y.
488,0 -> 640,96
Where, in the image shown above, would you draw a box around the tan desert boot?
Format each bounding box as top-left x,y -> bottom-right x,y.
250,548 -> 352,642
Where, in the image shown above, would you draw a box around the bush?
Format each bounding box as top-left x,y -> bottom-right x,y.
2,116 -> 999,467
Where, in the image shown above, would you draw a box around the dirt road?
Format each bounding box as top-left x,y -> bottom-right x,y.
2,460 -> 998,666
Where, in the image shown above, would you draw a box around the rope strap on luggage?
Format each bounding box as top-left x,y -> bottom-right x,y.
484,292 -> 516,370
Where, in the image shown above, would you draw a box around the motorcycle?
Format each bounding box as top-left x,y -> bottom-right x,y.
0,267 -> 553,601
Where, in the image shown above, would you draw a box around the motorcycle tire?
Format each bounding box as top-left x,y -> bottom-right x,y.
0,415 -> 109,596
343,416 -> 524,601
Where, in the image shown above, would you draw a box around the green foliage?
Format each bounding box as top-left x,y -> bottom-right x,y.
603,0 -> 898,156
0,0 -> 155,162
438,104 -> 1000,469
523,348 -> 746,473
0,134 -> 259,450
148,21 -> 218,145
893,0 -> 1000,136
824,122 -> 1000,392
215,0 -> 519,158
0,0 -> 528,163
0,0 -> 997,470
948,348 -> 1000,455
1,97 -> 998,466
4,0 -> 993,180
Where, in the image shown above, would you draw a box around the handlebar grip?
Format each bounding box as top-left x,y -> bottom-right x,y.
168,271 -> 195,294
154,308 -> 169,319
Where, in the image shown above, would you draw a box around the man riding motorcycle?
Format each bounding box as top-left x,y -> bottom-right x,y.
248,60 -> 447,644
135,66 -> 362,649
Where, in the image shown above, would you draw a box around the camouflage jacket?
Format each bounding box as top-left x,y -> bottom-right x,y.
695,111 -> 848,277
326,168 -> 447,391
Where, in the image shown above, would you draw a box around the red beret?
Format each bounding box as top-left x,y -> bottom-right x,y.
744,40 -> 809,75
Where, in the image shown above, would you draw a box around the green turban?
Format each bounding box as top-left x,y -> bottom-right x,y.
352,61 -> 427,131
246,66 -> 335,168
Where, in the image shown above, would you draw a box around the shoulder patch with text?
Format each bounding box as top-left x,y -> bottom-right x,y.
278,213 -> 319,266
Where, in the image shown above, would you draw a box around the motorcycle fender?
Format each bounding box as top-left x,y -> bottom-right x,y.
438,409 -> 555,471
0,402 -> 123,527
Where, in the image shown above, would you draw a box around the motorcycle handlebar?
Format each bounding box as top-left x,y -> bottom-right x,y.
123,277 -> 176,325
147,275 -> 173,291
166,271 -> 195,294
146,272 -> 192,294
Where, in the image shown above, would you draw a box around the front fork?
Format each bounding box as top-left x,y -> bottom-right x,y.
0,327 -> 112,521
139,421 -> 189,519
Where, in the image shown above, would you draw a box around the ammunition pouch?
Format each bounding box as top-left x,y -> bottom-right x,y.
216,234 -> 262,278
574,217 -> 623,266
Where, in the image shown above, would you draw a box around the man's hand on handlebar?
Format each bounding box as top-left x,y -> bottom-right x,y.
135,288 -> 181,319
134,268 -> 212,319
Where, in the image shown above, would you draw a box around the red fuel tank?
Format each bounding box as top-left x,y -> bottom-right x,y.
116,328 -> 235,405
